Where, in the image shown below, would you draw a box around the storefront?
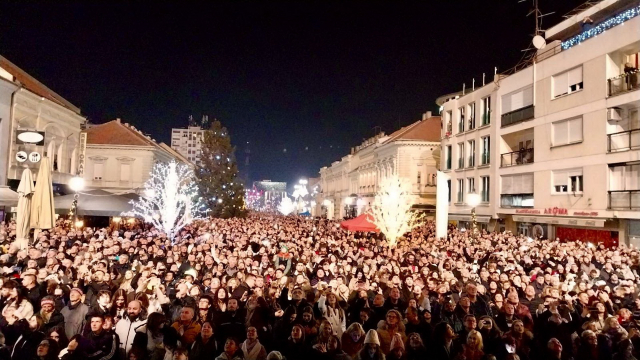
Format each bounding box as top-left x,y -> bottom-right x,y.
449,214 -> 492,232
510,207 -> 621,247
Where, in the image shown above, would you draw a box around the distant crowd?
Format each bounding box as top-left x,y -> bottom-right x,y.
0,215 -> 637,360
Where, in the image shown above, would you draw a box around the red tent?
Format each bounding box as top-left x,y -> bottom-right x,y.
340,213 -> 379,232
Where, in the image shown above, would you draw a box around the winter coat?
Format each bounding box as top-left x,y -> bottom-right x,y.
114,315 -> 147,359
40,309 -> 65,333
190,335 -> 220,360
318,295 -> 346,337
83,330 -> 118,360
60,302 -> 90,339
171,321 -> 201,347
376,321 -> 407,355
214,351 -> 245,360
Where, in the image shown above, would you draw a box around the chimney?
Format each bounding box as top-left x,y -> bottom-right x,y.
116,118 -> 121,123
422,111 -> 432,120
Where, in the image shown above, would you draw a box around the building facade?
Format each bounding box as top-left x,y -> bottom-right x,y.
318,113 -> 441,219
439,0 -> 640,246
84,119 -> 191,194
0,56 -> 86,190
171,126 -> 205,165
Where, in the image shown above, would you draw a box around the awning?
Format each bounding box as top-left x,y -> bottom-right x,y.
513,215 -> 605,228
0,186 -> 19,207
54,189 -> 135,217
448,214 -> 491,223
340,213 -> 379,232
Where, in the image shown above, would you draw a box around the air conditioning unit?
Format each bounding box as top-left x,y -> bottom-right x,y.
607,107 -> 623,121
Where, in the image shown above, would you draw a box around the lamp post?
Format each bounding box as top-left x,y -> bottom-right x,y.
467,192 -> 481,240
68,175 -> 85,229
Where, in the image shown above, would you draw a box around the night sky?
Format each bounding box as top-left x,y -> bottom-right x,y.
0,1 -> 585,187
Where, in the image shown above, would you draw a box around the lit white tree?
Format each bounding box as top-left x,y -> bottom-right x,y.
371,174 -> 424,247
128,161 -> 206,242
278,196 -> 295,216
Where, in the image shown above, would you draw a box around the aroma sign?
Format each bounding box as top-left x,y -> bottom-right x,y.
544,207 -> 568,215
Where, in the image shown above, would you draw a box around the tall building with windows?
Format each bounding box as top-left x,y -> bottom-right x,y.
439,0 -> 640,246
171,126 -> 205,165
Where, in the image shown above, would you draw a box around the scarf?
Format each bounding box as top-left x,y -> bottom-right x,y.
241,340 -> 262,360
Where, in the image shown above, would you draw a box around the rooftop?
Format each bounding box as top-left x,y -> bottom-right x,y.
86,119 -> 158,147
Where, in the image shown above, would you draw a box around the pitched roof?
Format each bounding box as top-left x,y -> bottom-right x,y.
86,119 -> 157,147
384,116 -> 441,143
0,55 -> 81,114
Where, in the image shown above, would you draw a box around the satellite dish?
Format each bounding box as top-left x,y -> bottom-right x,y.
532,35 -> 546,50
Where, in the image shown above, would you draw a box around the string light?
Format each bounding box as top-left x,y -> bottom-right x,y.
561,5 -> 640,50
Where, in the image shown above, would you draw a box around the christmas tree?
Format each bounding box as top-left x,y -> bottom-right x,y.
197,119 -> 247,218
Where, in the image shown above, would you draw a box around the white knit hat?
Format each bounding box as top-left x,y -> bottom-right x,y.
364,329 -> 380,346
267,351 -> 285,360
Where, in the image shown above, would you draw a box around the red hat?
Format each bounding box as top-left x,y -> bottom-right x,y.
70,288 -> 84,296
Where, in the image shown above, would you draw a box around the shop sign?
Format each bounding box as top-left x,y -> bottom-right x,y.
515,209 -> 541,214
573,211 -> 599,216
15,151 -> 27,162
544,207 -> 568,215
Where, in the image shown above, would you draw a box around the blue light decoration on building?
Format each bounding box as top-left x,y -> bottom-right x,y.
561,5 -> 640,50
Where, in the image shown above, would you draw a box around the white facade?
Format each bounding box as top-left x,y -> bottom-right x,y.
0,77 -> 18,187
318,114 -> 441,219
171,126 -> 205,165
0,56 -> 86,188
439,0 -> 640,245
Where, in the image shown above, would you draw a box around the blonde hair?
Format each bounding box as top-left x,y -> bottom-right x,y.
467,329 -> 484,351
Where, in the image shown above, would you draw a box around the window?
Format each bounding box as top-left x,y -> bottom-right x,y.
447,179 -> 452,202
94,163 -> 104,180
458,143 -> 465,169
446,110 -> 453,134
458,107 -> 465,133
468,102 -> 476,130
445,145 -> 452,170
552,117 -> 583,146
481,176 -> 490,202
468,140 -> 475,167
609,164 -> 640,191
468,177 -> 475,193
482,96 -> 491,125
553,66 -> 583,98
501,173 -> 534,195
553,169 -> 583,193
120,164 -> 131,182
502,85 -> 533,113
481,136 -> 490,165
457,179 -> 464,203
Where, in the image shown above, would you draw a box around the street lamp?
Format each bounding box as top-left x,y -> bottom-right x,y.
467,192 -> 481,240
68,175 -> 85,229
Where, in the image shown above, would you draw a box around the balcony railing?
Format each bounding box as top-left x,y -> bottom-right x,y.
501,105 -> 534,127
608,71 -> 639,97
481,151 -> 490,165
608,190 -> 640,210
468,155 -> 475,168
608,129 -> 640,152
501,148 -> 534,167
501,193 -> 534,208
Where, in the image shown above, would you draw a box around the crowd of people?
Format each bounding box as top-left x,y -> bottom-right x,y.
0,215 -> 638,360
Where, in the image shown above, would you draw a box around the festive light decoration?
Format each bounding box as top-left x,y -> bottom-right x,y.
370,175 -> 424,248
561,5 -> 640,50
278,196 -> 295,216
128,161 -> 206,242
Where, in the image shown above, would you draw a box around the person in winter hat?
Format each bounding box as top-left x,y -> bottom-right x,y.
354,329 -> 385,360
387,333 -> 405,360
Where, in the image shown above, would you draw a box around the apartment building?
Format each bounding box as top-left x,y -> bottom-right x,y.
439,0 -> 640,246
319,112 -> 441,219
171,126 -> 205,165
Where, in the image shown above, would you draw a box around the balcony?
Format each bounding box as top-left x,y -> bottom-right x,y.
608,129 -> 640,152
608,190 -> 640,210
501,193 -> 534,208
501,148 -> 534,167
501,105 -> 534,127
608,71 -> 639,97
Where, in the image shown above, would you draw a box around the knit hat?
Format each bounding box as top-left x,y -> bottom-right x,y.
70,288 -> 83,296
266,351 -> 285,360
40,296 -> 55,307
390,333 -> 405,351
364,329 -> 380,346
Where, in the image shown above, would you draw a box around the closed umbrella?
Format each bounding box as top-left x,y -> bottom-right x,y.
15,169 -> 34,250
30,157 -> 55,241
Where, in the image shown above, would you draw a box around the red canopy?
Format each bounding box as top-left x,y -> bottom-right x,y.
340,213 -> 379,232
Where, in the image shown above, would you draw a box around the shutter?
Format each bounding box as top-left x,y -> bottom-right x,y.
567,168 -> 583,178
553,171 -> 567,187
553,72 -> 569,97
120,164 -> 131,181
502,93 -> 512,113
568,67 -> 583,86
610,166 -> 624,191
501,176 -> 513,194
521,173 -> 534,193
511,90 -> 524,111
553,120 -> 569,146
522,85 -> 533,107
569,118 -> 583,143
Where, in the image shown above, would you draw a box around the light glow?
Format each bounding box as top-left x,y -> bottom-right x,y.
278,196 -> 295,216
